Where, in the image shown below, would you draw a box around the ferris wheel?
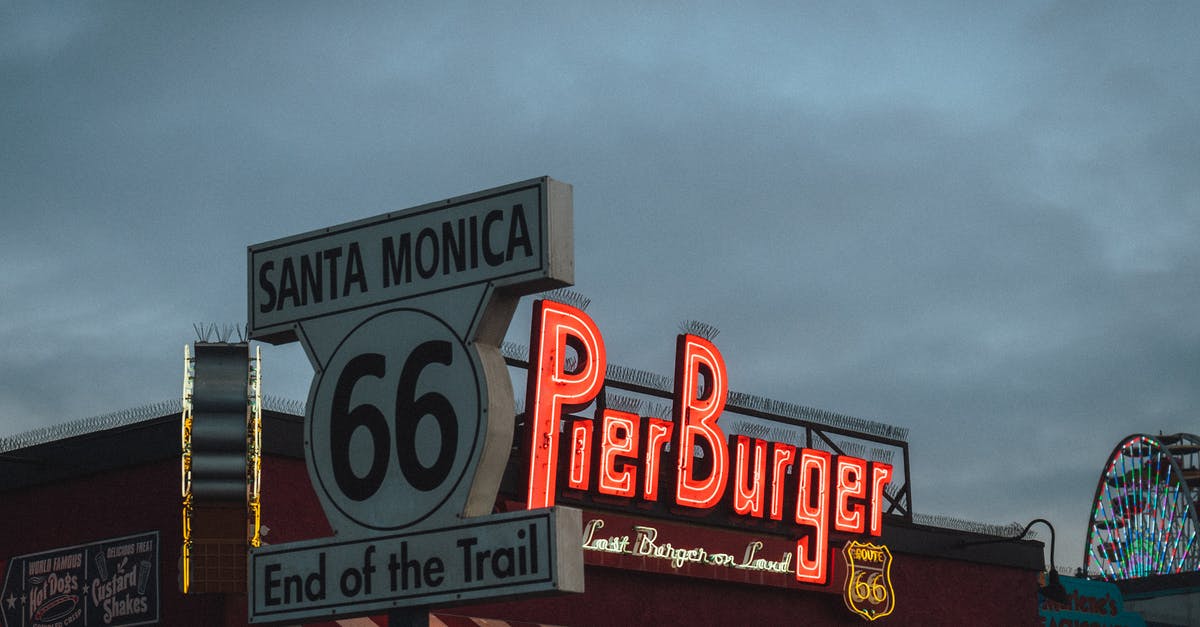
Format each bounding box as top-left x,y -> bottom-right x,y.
1084,433 -> 1200,580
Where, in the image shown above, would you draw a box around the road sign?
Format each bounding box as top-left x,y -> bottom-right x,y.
249,508 -> 582,624
246,178 -> 583,623
307,307 -> 482,531
248,178 -> 572,345
247,177 -> 573,535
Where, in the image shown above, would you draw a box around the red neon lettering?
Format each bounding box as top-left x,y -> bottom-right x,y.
769,443 -> 796,521
598,409 -> 639,497
794,449 -> 830,584
568,419 -> 593,490
731,436 -> 767,517
642,418 -> 673,501
869,462 -> 893,537
673,334 -> 730,509
834,456 -> 868,533
525,300 -> 606,509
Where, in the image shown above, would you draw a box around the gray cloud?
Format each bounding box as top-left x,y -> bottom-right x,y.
3,1 -> 1197,571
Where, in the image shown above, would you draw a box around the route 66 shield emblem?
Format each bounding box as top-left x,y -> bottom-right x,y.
843,540 -> 896,621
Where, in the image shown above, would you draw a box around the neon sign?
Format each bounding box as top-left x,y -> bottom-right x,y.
842,540 -> 896,621
583,518 -> 792,573
523,300 -> 894,586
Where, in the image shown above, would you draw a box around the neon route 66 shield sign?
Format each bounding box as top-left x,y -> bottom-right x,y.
842,540 -> 896,621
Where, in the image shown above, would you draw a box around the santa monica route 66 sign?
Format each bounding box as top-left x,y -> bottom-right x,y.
245,177 -> 583,623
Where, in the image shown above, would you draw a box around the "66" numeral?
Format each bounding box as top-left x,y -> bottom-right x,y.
330,340 -> 458,501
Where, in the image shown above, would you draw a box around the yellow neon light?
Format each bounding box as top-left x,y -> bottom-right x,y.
181,344 -> 195,593
248,345 -> 263,548
842,540 -> 896,621
182,342 -> 264,592
181,498 -> 192,594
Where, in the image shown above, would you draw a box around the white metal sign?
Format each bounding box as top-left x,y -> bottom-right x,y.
248,178 -> 571,344
246,178 -> 582,623
249,508 -> 582,624
307,308 -> 483,531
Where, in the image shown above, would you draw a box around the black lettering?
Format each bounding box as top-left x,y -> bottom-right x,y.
474,547 -> 492,581
469,215 -> 479,269
482,210 -> 505,266
306,553 -> 326,600
275,258 -> 299,311
330,354 -> 388,501
265,563 -> 282,606
339,566 -> 361,597
391,542 -> 424,590
284,572 -> 302,604
382,234 -> 413,287
518,528 -> 527,574
300,253 -> 322,304
457,537 -> 478,582
442,219 -> 467,274
416,228 -> 439,279
323,247 -> 342,299
529,523 -> 539,573
258,261 -> 277,314
492,547 -> 515,578
424,557 -> 444,587
344,242 -> 367,296
362,545 -> 376,595
395,340 -> 457,491
507,203 -> 533,261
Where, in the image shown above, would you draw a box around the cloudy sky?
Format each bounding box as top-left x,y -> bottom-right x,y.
3,2 -> 1197,572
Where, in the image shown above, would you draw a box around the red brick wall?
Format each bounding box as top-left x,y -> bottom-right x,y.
1,455 -> 1039,626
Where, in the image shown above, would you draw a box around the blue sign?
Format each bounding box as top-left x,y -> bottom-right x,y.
1039,575 -> 1145,627
1,532 -> 159,627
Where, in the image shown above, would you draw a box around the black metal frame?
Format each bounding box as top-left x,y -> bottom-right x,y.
503,355 -> 913,522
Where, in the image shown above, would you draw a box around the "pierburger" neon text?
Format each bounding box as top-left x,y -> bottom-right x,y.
522,300 -> 893,586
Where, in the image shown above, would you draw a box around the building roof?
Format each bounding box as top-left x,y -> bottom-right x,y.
0,402 -> 305,493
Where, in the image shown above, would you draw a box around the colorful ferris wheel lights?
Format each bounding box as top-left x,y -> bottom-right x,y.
1085,434 -> 1200,580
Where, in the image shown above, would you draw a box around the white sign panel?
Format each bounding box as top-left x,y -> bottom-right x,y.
248,177 -> 572,344
246,178 -> 583,624
247,177 -> 573,536
249,508 -> 582,624
306,307 -> 484,532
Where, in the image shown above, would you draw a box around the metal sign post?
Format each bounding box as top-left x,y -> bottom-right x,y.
246,178 -> 583,624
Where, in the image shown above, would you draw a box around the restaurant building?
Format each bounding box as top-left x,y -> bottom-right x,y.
3,178 -> 1049,625
0,343 -> 1047,626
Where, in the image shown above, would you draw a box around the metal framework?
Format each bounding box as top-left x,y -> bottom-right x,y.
502,345 -> 913,520
180,343 -> 263,593
1084,433 -> 1200,579
180,345 -> 196,592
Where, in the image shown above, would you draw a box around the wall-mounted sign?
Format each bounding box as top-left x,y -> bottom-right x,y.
180,342 -> 263,594
522,299 -> 895,586
248,178 -> 571,346
580,510 -> 828,591
250,508 -> 579,624
1038,576 -> 1145,627
246,178 -> 583,624
841,540 -> 895,621
0,532 -> 159,627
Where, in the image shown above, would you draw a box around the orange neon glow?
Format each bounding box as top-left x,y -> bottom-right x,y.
525,299 -> 606,509
868,462 -> 894,537
731,435 -> 768,517
794,448 -> 831,584
835,456 -> 868,534
568,419 -> 594,490
769,443 -> 796,521
598,409 -> 639,497
642,418 -> 674,501
672,334 -> 730,509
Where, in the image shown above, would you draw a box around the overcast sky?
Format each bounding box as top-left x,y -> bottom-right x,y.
3,2 -> 1198,572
